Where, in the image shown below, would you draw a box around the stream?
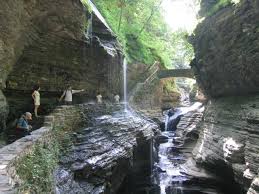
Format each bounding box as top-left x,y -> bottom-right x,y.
121,102 -> 240,194
54,103 -> 240,194
153,129 -> 221,194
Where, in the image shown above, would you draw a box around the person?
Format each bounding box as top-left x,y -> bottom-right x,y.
96,93 -> 102,103
32,85 -> 40,117
59,85 -> 84,105
114,94 -> 120,103
16,112 -> 32,138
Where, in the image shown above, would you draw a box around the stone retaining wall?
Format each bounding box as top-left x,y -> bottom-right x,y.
0,105 -> 82,193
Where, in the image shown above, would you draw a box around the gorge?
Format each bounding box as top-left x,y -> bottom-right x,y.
0,0 -> 259,194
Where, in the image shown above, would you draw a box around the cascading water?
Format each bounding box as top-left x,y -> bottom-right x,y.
85,12 -> 93,44
165,102 -> 202,131
164,114 -> 169,131
123,58 -> 127,111
153,103 -> 227,194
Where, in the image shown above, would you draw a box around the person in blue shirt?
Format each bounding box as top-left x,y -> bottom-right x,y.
16,112 -> 32,138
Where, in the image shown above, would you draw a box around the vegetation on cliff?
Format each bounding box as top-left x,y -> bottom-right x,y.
93,0 -> 193,68
199,0 -> 240,17
16,127 -> 73,193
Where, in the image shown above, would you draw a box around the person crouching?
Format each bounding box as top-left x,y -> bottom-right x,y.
16,112 -> 32,138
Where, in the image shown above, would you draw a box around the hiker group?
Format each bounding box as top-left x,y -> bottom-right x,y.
16,85 -> 120,138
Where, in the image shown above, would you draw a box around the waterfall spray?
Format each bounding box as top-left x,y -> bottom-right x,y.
123,58 -> 127,111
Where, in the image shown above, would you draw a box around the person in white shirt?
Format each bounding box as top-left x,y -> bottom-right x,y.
59,86 -> 84,105
114,94 -> 120,103
96,93 -> 102,103
32,85 -> 40,117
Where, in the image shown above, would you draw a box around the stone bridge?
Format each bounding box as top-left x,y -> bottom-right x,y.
157,69 -> 195,79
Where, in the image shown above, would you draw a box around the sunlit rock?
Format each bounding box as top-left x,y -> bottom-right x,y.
192,95 -> 259,192
55,105 -> 158,193
223,137 -> 244,163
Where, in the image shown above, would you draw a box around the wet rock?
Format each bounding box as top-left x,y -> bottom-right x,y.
181,158 -> 217,182
155,134 -> 169,143
191,0 -> 259,97
192,95 -> 259,192
1,0 -> 122,95
55,107 -> 158,194
0,90 -> 8,133
150,105 -> 227,194
0,0 -> 123,134
156,167 -> 166,173
248,177 -> 259,194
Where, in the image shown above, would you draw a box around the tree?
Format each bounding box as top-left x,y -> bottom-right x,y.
93,0 -> 194,68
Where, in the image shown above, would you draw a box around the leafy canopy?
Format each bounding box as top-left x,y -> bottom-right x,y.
93,0 -> 194,68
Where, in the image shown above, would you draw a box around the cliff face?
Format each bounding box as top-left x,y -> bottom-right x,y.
1,0 -> 122,94
191,0 -> 259,97
1,0 -> 85,88
0,0 -> 122,131
191,0 -> 259,193
193,96 -> 259,192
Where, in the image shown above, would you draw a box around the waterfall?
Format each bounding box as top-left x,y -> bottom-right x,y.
164,114 -> 169,131
85,12 -> 93,44
123,58 -> 127,111
165,102 -> 202,131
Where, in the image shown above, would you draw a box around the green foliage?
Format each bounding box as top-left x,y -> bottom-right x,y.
81,0 -> 93,13
93,0 -> 194,68
170,31 -> 194,69
16,127 -> 73,193
16,142 -> 58,193
163,79 -> 179,93
201,0 -> 240,17
209,0 -> 232,16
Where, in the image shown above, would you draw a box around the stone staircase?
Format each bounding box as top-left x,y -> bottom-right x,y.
129,62 -> 160,104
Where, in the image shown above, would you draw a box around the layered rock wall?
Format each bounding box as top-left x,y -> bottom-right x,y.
0,103 -> 158,193
0,0 -> 123,131
1,0 -> 122,94
191,0 -> 259,193
1,0 -> 86,89
55,105 -> 157,194
193,96 -> 259,192
191,0 -> 259,97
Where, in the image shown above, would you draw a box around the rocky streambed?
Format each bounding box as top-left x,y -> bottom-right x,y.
54,105 -> 158,194
123,102 -> 244,194
4,101 -> 251,194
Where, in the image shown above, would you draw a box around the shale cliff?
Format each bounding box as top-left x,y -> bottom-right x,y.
191,0 -> 259,97
0,0 -> 122,132
191,0 -> 259,193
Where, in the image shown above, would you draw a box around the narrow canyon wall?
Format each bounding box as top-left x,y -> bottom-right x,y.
193,96 -> 259,192
191,0 -> 259,98
2,0 -> 122,94
191,0 -> 259,193
0,0 -> 122,131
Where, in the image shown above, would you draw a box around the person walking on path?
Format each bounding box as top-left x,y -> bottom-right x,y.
59,85 -> 84,105
32,85 -> 40,117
